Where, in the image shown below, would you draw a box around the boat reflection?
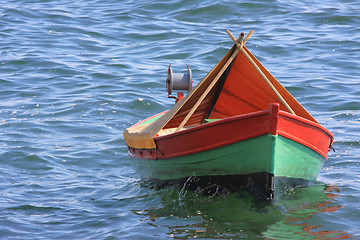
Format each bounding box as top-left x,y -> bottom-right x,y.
264,185 -> 352,239
131,184 -> 353,239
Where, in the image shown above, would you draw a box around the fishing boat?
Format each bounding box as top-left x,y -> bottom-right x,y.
123,30 -> 334,199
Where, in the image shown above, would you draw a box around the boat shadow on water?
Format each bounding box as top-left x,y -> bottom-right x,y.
132,182 -> 352,239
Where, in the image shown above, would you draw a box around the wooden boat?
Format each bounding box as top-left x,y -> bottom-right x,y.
123,30 -> 334,199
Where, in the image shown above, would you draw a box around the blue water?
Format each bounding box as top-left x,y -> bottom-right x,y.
1,0 -> 359,239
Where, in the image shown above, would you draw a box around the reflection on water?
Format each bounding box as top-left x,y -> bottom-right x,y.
132,184 -> 352,239
265,185 -> 351,239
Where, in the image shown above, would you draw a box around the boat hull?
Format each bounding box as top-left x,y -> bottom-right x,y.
133,134 -> 326,199
134,134 -> 325,180
127,104 -> 333,199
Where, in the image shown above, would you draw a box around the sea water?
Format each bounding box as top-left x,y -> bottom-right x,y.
1,0 -> 359,239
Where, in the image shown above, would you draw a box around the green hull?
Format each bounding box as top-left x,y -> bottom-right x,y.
134,134 -> 325,182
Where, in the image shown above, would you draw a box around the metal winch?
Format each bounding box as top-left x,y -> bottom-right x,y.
166,64 -> 192,102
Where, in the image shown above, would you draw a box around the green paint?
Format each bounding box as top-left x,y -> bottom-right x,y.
273,136 -> 325,180
134,134 -> 325,182
138,114 -> 164,126
204,119 -> 221,123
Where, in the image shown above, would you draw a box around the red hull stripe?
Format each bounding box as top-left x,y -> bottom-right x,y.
277,111 -> 333,159
128,104 -> 334,160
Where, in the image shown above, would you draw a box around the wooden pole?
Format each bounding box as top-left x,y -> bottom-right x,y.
175,30 -> 254,132
175,48 -> 241,132
240,48 -> 296,115
244,30 -> 254,43
226,30 -> 253,47
227,30 -> 295,115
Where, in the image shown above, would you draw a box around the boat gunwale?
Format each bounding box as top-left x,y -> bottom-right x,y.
154,107 -> 334,159
279,110 -> 334,140
131,107 -> 333,144
154,108 -> 334,157
154,108 -> 270,141
126,104 -> 333,160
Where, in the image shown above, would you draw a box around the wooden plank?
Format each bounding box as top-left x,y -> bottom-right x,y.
226,30 -> 295,115
240,48 -> 296,115
226,30 -> 253,47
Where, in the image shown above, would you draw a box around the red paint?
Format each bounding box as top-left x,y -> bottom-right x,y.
269,103 -> 280,135
128,147 -> 157,159
156,110 -> 271,159
128,103 -> 334,160
277,111 -> 334,159
176,92 -> 184,103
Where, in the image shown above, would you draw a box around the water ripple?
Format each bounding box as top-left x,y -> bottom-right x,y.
1,0 -> 359,239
